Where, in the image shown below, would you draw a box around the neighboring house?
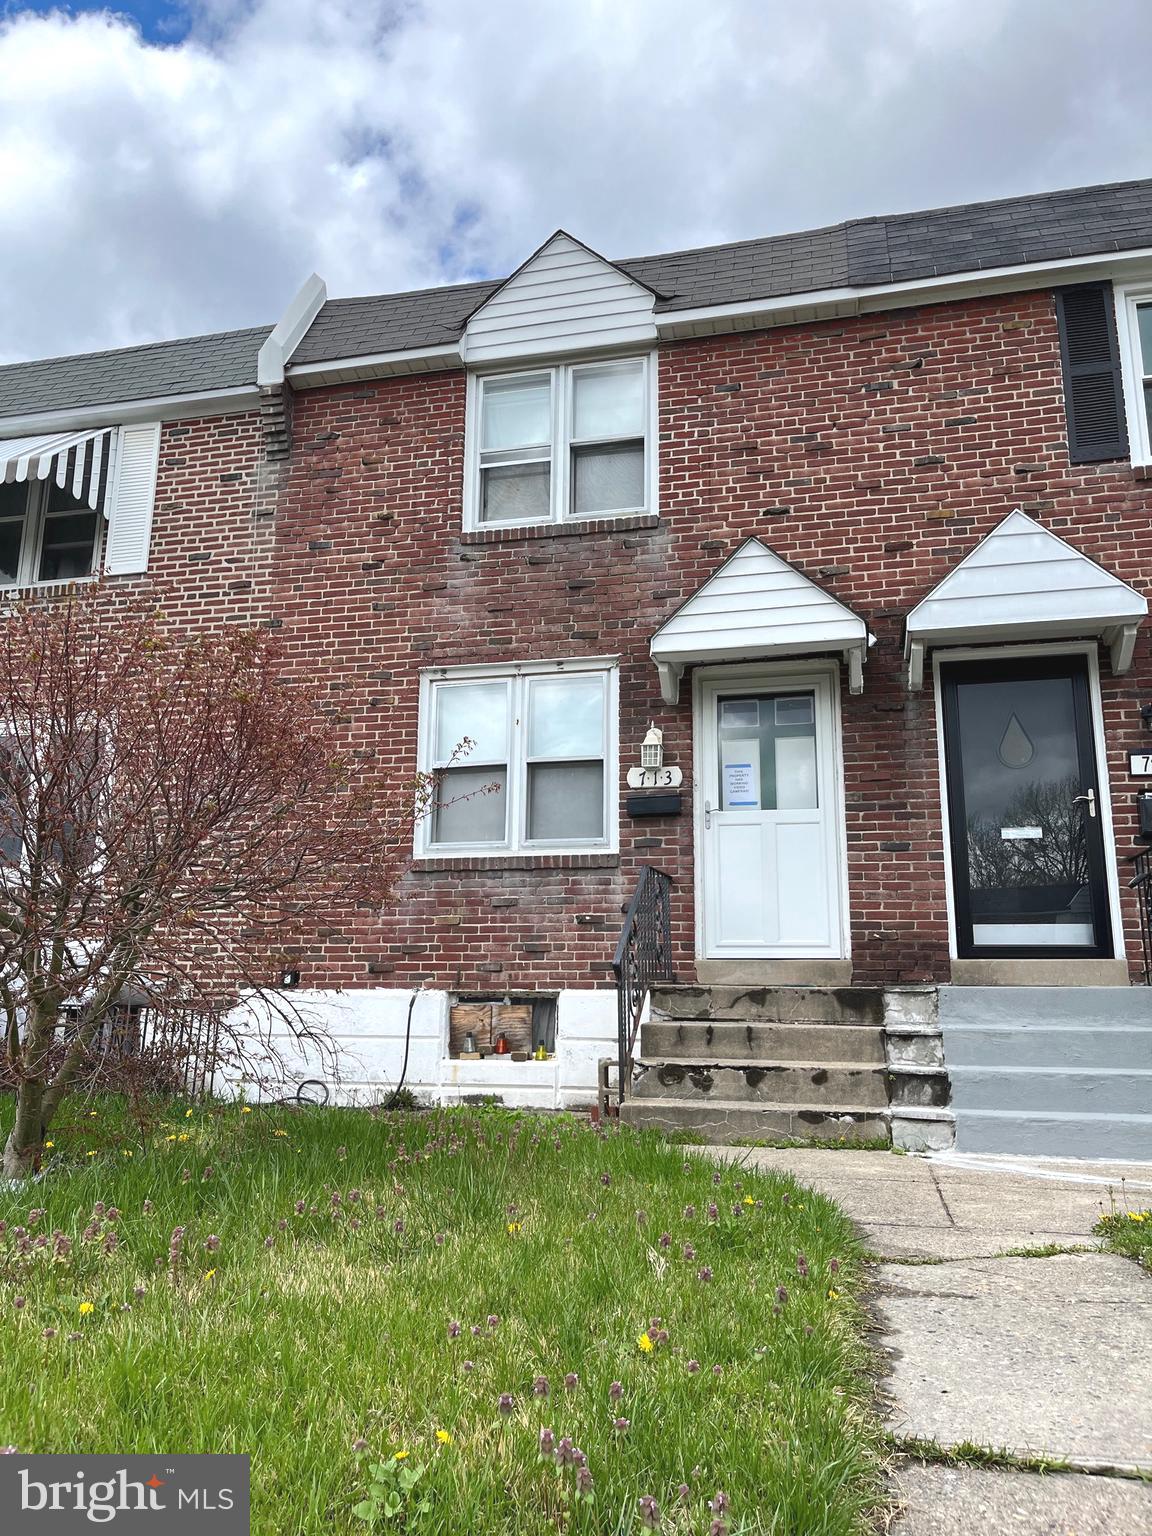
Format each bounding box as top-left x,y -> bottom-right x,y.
2,178 -> 1151,1155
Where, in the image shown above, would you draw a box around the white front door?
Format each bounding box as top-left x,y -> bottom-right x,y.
698,668 -> 846,959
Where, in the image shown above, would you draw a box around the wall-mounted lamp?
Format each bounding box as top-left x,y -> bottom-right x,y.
280,969 -> 301,989
1141,703 -> 1152,732
641,725 -> 664,770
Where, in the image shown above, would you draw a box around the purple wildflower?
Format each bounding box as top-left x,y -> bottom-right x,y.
635,1209 -> 647,1225
686,1359 -> 700,1373
555,1437 -> 577,1468
712,1364 -> 723,1377
796,1252 -> 809,1279
42,1328 -> 57,1339
13,1297 -> 25,1311
575,1465 -> 593,1499
470,1325 -> 482,1338
600,1172 -> 611,1186
462,1360 -> 475,1373
564,1372 -> 579,1392
532,1376 -> 549,1398
352,1438 -> 368,1452
613,1417 -> 630,1434
447,1320 -> 461,1338
434,1233 -> 446,1247
707,1203 -> 719,1222
697,1266 -> 713,1283
497,1393 -> 515,1416
204,1234 -> 220,1253
710,1490 -> 730,1514
638,1494 -> 660,1529
683,1204 -> 696,1220
677,1483 -> 690,1502
776,1285 -> 789,1305
829,1257 -> 840,1274
487,1314 -> 500,1329
683,1243 -> 696,1261
658,1232 -> 671,1249
609,1380 -> 623,1402
538,1428 -> 555,1459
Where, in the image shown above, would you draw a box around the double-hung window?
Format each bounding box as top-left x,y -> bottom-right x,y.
0,477 -> 104,588
421,662 -> 617,854
1120,289 -> 1152,463
471,357 -> 651,528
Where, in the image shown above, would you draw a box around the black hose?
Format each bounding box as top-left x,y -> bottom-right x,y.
381,990 -> 417,1111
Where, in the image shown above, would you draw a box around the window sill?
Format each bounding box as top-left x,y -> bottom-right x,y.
413,852 -> 619,872
460,513 -> 659,545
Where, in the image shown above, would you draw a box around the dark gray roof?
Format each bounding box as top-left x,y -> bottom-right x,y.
4,177 -> 1152,418
0,325 -> 271,418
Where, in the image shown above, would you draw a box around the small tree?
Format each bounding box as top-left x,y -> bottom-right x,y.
0,587 -> 427,1178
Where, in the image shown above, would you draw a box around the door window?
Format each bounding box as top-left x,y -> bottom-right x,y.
941,658 -> 1112,958
716,692 -> 818,811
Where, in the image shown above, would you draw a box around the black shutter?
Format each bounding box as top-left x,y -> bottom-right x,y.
1054,282 -> 1129,464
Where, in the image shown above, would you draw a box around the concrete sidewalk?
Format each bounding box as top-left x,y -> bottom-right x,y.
707,1146 -> 1152,1535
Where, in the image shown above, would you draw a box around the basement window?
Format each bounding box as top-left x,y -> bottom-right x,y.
448,995 -> 557,1059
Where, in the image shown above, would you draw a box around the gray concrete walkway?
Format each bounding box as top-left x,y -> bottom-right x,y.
707,1146 -> 1152,1534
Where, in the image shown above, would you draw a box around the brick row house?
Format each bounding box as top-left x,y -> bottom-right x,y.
2,179 -> 1151,1155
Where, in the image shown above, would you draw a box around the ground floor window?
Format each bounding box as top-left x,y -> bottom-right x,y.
419,659 -> 617,856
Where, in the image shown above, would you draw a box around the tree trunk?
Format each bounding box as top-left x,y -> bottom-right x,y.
2,1078 -> 45,1180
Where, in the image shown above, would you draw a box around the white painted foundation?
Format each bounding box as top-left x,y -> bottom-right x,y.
222,988 -> 617,1110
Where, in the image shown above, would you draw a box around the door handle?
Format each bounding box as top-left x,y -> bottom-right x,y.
704,799 -> 713,829
1073,788 -> 1097,819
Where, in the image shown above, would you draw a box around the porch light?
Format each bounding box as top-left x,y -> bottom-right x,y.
641,726 -> 663,770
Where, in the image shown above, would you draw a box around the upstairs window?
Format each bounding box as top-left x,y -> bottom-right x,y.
419,661 -> 617,855
0,477 -> 104,588
469,357 -> 652,528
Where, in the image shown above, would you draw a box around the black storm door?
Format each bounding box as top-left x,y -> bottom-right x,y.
940,657 -> 1113,960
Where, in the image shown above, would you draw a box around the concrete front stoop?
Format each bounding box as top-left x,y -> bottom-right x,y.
618,984 -> 955,1148
941,987 -> 1152,1160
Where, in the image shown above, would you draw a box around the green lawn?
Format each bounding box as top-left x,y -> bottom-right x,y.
0,1098 -> 882,1534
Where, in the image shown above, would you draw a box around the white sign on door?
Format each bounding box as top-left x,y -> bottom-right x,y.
722,741 -> 760,809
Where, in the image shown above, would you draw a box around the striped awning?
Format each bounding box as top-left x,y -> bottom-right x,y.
0,428 -> 115,510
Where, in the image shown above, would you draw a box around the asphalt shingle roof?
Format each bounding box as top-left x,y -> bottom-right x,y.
5,178 -> 1152,419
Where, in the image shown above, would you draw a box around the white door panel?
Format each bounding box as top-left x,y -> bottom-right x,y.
699,673 -> 845,959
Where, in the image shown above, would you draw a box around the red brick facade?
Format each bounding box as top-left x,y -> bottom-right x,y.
136,286 -> 1152,991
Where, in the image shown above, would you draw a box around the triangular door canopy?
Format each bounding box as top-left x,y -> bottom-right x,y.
650,538 -> 873,703
461,231 -> 659,365
905,510 -> 1148,688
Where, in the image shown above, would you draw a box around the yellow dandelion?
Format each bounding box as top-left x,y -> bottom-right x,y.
743,1195 -> 755,1206
177,1134 -> 190,1143
506,1221 -> 522,1236
86,1150 -> 97,1158
205,1268 -> 217,1281
435,1430 -> 452,1445
44,1141 -> 54,1150
165,1135 -> 177,1143
88,1111 -> 98,1118
184,1108 -> 194,1119
241,1107 -> 252,1115
78,1302 -> 94,1315
272,1130 -> 289,1138
827,1288 -> 840,1300
394,1450 -> 410,1461
122,1150 -> 133,1158
637,1331 -> 654,1353
1127,1211 -> 1147,1223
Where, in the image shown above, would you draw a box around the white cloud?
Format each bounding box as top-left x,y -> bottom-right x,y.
0,0 -> 1150,361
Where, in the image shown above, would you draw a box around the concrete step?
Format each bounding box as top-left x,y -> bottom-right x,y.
631,1059 -> 889,1108
939,985 -> 1152,1031
651,984 -> 887,1026
954,1108 -> 1152,1160
639,1019 -> 886,1064
619,1097 -> 890,1145
945,1026 -> 1152,1071
950,1065 -> 1152,1117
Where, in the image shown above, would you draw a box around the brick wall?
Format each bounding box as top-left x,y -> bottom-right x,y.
243,290 -> 1152,988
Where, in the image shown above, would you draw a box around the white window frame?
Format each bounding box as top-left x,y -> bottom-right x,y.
0,475 -> 106,590
416,657 -> 619,856
1113,281 -> 1152,466
463,355 -> 656,530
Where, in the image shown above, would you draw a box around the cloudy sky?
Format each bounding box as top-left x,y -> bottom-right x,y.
1,0 -> 1150,362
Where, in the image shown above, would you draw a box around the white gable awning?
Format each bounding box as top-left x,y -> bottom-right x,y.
905,509 -> 1148,688
0,427 -> 115,510
650,538 -> 873,703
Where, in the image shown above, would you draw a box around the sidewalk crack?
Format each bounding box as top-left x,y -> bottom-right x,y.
929,1169 -> 956,1226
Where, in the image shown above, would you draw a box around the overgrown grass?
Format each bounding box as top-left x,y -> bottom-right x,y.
0,1097 -> 883,1534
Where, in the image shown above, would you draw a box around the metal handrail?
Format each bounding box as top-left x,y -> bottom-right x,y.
612,866 -> 675,1105
1128,848 -> 1152,985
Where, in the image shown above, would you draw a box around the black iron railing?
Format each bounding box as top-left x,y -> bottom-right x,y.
612,866 -> 674,1105
1129,848 -> 1152,985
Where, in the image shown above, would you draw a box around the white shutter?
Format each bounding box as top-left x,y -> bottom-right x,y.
104,422 -> 161,576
